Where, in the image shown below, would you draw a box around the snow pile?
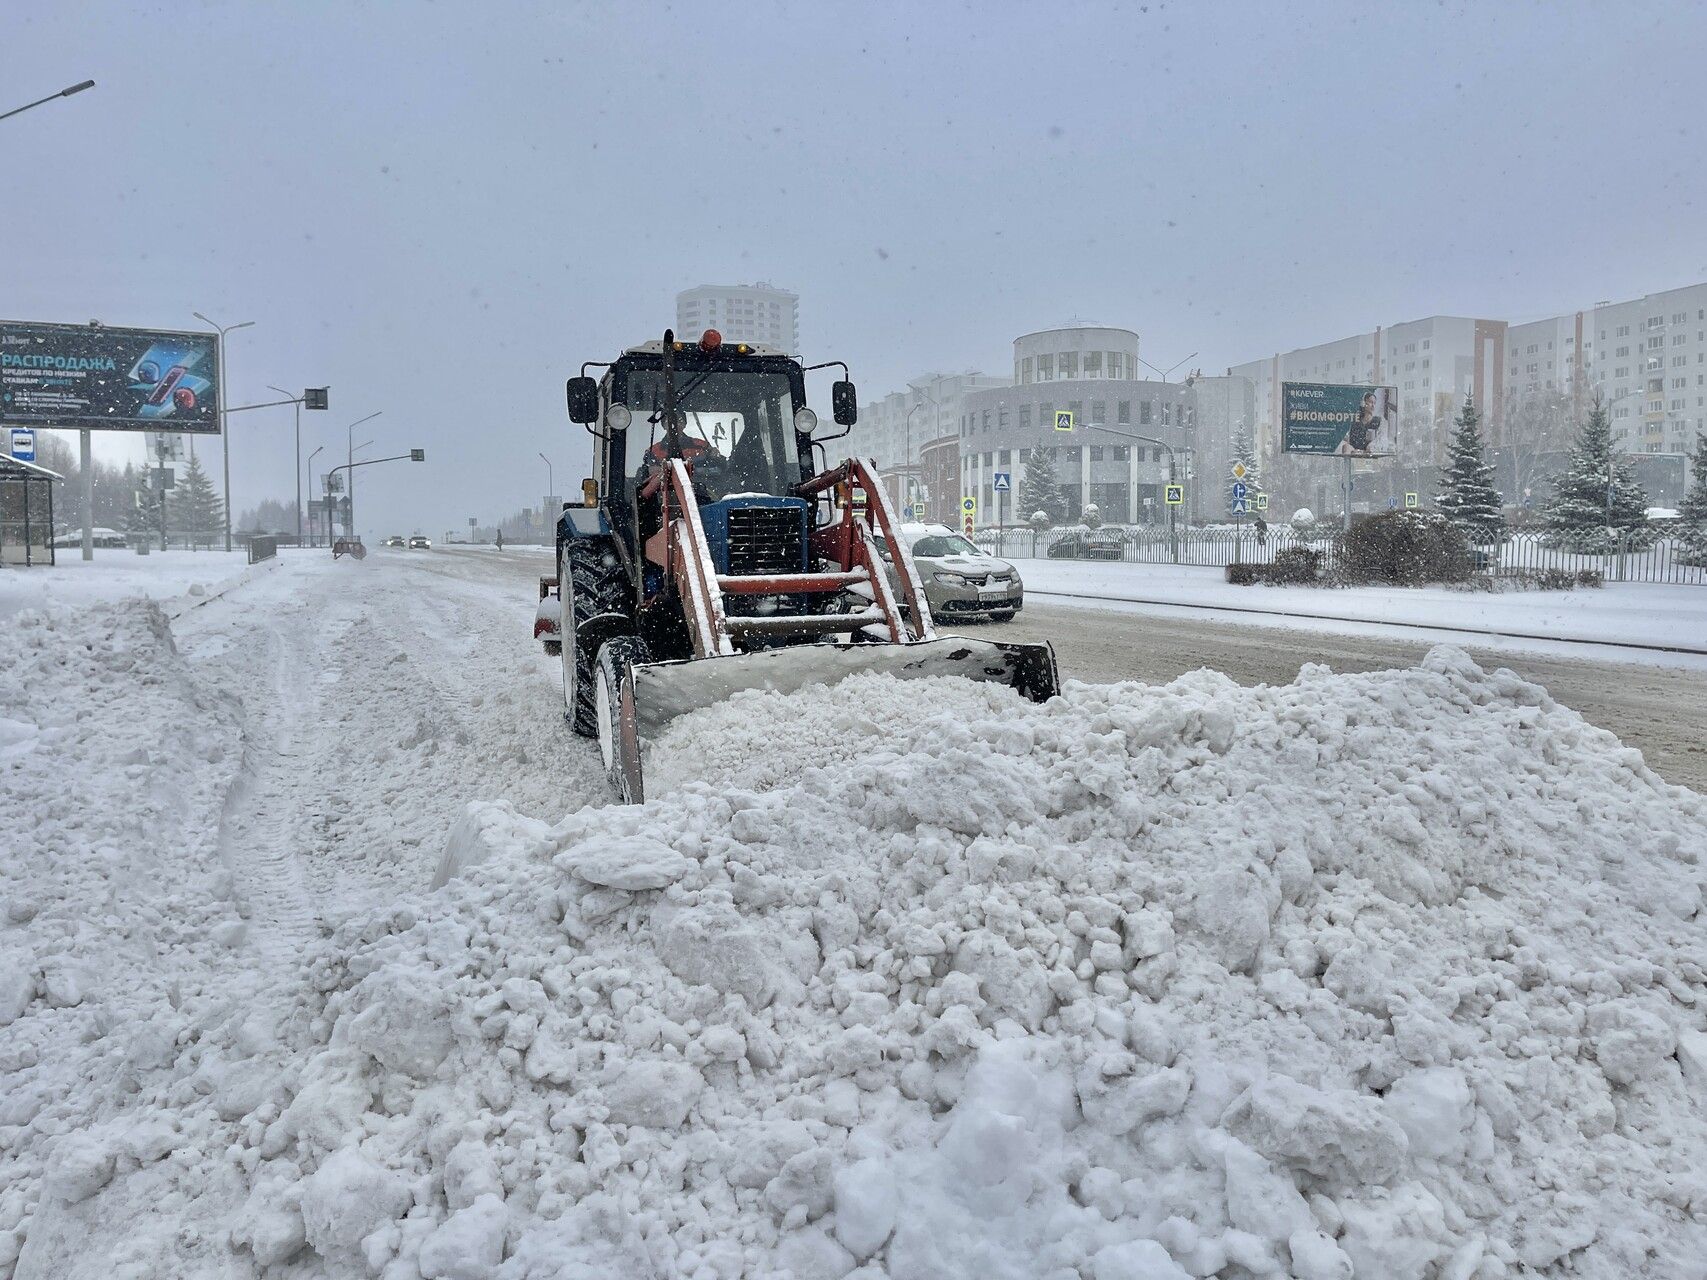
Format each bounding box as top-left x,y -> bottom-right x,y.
116,649 -> 1705,1279
0,601 -> 255,1276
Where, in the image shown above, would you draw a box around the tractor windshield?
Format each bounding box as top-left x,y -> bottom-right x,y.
621,368 -> 803,501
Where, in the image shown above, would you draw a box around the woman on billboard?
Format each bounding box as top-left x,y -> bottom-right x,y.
1338,388 -> 1393,457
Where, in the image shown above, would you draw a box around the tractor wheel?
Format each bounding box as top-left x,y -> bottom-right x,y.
560,540 -> 627,736
595,634 -> 652,803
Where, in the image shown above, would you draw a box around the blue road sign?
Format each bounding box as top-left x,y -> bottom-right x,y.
1232,497 -> 1248,514
9,428 -> 34,463
1231,481 -> 1248,500
992,471 -> 1011,492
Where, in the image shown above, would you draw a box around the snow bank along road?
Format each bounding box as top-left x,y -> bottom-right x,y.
3,546 -> 1705,1278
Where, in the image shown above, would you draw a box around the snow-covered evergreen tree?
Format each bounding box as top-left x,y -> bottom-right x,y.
1435,394 -> 1504,541
1539,400 -> 1652,552
1228,424 -> 1263,515
174,453 -> 225,548
1017,447 -> 1064,526
1678,432 -> 1707,568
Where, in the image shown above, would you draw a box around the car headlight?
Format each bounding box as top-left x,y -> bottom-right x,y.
933,571 -> 979,586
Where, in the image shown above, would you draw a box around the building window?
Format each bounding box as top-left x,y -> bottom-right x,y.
1140,401 -> 1153,425
1090,399 -> 1107,424
1090,446 -> 1104,461
1084,351 -> 1103,377
1117,400 -> 1131,424
998,449 -> 1011,466
1112,445 -> 1129,461
1039,402 -> 1053,427
982,410 -> 991,432
1059,352 -> 1079,379
1038,354 -> 1054,381
1069,400 -> 1083,424
1021,357 -> 1033,384
998,404 -> 1010,428
1161,403 -> 1173,425
1020,404 -> 1033,430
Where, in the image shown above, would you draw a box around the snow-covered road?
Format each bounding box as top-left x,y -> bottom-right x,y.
5,548 -> 1707,1279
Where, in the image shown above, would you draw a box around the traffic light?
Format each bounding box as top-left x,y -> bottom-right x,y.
410,448 -> 425,462
303,387 -> 329,410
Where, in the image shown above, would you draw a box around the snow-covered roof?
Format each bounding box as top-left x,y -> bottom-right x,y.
0,455 -> 63,481
622,338 -> 788,358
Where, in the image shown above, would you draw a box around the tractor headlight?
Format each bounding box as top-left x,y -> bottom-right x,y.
604,404 -> 632,431
793,407 -> 818,434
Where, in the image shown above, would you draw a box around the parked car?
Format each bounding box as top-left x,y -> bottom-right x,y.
1047,528 -> 1124,560
383,535 -> 405,547
409,535 -> 431,549
52,527 -> 128,549
876,523 -> 1023,622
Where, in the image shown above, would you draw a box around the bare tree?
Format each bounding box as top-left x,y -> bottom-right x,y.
1501,388 -> 1577,507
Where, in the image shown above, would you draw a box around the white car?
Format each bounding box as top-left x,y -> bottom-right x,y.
876,522 -> 1024,622
409,535 -> 431,549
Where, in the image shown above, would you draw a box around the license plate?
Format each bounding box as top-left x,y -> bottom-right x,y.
977,583 -> 1007,598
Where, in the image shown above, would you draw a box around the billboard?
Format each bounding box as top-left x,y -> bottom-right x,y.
1,320 -> 220,433
1281,382 -> 1396,457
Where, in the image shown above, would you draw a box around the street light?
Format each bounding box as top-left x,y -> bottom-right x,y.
268,385 -> 307,548
1,80 -> 95,123
539,452 -> 554,505
307,446 -> 325,546
905,388 -> 937,515
343,411 -> 383,538
192,311 -> 256,551
1088,423 -> 1184,562
1137,351 -> 1199,384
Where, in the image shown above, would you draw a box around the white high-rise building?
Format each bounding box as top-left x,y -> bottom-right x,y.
1577,284 -> 1707,456
675,282 -> 799,352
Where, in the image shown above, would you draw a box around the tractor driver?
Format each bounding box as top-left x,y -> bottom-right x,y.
632,427 -> 730,542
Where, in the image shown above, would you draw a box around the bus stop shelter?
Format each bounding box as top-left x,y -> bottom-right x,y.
0,455 -> 62,567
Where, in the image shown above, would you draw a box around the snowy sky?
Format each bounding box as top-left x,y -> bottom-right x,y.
6,0 -> 1707,536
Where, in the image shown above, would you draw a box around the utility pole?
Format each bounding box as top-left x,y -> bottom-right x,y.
307,446 -> 325,546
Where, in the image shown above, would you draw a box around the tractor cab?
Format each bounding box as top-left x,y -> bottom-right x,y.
576,334 -> 821,592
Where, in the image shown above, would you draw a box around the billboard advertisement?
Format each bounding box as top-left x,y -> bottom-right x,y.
1,320 -> 220,433
1281,382 -> 1396,457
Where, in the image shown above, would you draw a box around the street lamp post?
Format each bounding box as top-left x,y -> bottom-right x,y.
192,311 -> 256,551
307,446 -> 325,546
539,453 -> 554,506
343,412 -> 383,538
269,385 -> 305,547
0,80 -> 95,123
905,388 -> 937,517
1088,423 -> 1183,562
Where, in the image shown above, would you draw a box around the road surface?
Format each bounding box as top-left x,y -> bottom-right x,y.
445,546 -> 1707,794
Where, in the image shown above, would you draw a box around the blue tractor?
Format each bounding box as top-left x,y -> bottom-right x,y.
539,328 -> 1058,801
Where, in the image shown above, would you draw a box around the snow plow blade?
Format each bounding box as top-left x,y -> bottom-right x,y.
616,636 -> 1058,803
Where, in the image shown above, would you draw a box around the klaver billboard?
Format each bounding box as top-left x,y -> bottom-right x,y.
0,320 -> 221,433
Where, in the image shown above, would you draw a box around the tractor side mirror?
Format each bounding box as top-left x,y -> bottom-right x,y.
832,380 -> 858,426
566,376 -> 598,424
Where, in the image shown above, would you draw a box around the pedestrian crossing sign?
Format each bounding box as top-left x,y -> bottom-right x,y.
1164,484 -> 1183,505
1405,492 -> 1420,509
1255,493 -> 1269,511
1054,410 -> 1074,432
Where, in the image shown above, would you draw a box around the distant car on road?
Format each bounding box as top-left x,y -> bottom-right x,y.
876,522 -> 1023,622
383,535 -> 405,548
409,535 -> 431,549
1047,529 -> 1125,561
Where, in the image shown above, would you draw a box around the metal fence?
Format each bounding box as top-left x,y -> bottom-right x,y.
247,535 -> 279,565
972,524 -> 1707,586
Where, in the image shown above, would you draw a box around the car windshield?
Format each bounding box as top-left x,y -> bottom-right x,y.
911,534 -> 981,557
621,368 -> 801,501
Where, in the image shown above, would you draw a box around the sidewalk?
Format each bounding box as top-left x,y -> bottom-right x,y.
1013,558 -> 1707,655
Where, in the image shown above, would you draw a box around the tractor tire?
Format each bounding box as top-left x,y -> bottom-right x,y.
595,634 -> 652,803
560,539 -> 627,736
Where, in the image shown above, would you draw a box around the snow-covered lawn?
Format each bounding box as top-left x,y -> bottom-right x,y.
1014,559 -> 1707,659
3,553 -> 1706,1278
0,548 -> 278,621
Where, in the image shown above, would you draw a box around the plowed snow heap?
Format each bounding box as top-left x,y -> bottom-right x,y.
17,647 -> 1707,1279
